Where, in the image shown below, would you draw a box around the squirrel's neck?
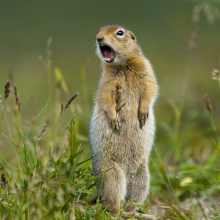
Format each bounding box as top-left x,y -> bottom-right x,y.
103,55 -> 146,76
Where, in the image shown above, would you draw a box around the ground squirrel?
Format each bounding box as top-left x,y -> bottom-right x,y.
89,25 -> 158,216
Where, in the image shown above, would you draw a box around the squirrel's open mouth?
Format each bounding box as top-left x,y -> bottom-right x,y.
99,44 -> 115,63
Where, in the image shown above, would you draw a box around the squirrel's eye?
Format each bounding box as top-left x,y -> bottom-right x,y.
116,30 -> 124,36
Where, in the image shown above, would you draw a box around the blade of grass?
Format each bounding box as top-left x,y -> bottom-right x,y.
68,148 -> 85,184
0,100 -> 5,140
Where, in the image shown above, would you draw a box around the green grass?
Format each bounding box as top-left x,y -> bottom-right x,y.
0,39 -> 220,220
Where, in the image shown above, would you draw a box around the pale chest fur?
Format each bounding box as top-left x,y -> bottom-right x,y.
111,72 -> 141,121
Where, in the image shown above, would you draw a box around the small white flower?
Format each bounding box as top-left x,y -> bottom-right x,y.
180,177 -> 193,187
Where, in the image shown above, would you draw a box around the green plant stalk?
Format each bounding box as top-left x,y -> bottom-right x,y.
68,148 -> 85,183
0,99 -> 5,140
51,115 -> 61,152
2,105 -> 26,184
190,189 -> 195,220
70,119 -> 76,168
41,94 -> 51,126
47,38 -> 52,93
17,111 -> 23,134
13,102 -> 23,135
40,95 -> 52,152
0,156 -> 15,175
2,135 -> 25,195
33,140 -> 40,176
160,196 -> 189,220
5,187 -> 10,219
26,105 -> 46,139
3,111 -> 12,139
209,114 -> 219,150
208,110 -> 220,158
153,145 -> 186,216
167,98 -> 183,161
169,52 -> 194,161
24,194 -> 29,220
98,114 -> 117,200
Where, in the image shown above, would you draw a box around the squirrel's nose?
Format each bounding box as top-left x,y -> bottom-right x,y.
97,37 -> 104,43
96,33 -> 104,43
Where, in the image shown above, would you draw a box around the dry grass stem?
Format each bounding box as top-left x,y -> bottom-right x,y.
116,102 -> 126,113
65,93 -> 79,109
34,124 -> 47,142
14,85 -> 21,111
4,80 -> 11,99
204,93 -> 212,114
60,103 -> 63,115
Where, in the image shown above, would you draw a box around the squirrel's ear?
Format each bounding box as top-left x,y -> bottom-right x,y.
130,31 -> 136,42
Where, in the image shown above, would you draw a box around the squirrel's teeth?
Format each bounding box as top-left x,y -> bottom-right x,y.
105,58 -> 111,62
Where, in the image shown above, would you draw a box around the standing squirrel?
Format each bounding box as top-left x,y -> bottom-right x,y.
89,25 -> 158,216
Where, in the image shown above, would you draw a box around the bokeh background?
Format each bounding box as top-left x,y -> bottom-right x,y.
0,0 -> 220,160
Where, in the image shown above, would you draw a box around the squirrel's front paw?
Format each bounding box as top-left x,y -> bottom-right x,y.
138,109 -> 148,129
110,116 -> 121,131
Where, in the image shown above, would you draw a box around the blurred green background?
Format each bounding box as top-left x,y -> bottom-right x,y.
0,0 -> 220,158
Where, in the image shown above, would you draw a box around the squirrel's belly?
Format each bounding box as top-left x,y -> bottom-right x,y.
90,104 -> 155,167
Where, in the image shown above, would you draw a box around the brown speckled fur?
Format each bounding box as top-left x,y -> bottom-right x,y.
89,25 -> 158,216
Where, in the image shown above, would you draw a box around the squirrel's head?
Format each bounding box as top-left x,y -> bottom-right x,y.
96,25 -> 140,65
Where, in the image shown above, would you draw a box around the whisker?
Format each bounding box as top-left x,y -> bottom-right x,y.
86,43 -> 97,65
